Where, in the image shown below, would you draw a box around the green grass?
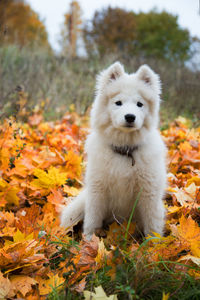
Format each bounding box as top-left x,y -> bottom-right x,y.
47,252 -> 200,300
45,231 -> 200,300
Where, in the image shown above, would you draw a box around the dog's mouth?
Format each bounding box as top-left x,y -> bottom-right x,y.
112,121 -> 138,132
117,124 -> 137,132
125,124 -> 134,128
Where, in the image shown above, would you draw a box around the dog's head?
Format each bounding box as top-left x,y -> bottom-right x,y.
91,62 -> 161,133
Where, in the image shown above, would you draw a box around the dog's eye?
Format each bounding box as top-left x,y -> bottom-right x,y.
137,101 -> 143,107
115,101 -> 122,106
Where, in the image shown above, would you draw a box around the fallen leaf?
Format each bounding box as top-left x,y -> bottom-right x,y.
162,292 -> 170,300
73,277 -> 86,293
0,272 -> 12,299
84,285 -> 118,300
63,185 -> 79,196
174,189 -> 193,206
95,239 -> 110,267
0,179 -> 19,206
28,114 -> 43,126
38,274 -> 65,296
179,255 -> 200,266
31,166 -> 67,190
47,189 -> 64,208
187,176 -> 200,186
184,182 -> 197,198
10,275 -> 37,297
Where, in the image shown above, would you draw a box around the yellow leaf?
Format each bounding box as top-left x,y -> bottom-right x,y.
175,116 -> 191,127
162,292 -> 170,300
167,206 -> 181,214
0,179 -> 6,189
191,242 -> 200,257
84,285 -> 118,300
167,186 -> 178,193
95,240 -> 110,267
0,179 -> 19,206
187,176 -> 200,186
69,103 -> 75,112
13,229 -> 34,243
31,166 -> 67,190
5,230 -> 34,246
63,185 -> 79,196
38,274 -> 65,296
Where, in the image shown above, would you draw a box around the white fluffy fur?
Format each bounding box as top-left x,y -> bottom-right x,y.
60,62 -> 166,239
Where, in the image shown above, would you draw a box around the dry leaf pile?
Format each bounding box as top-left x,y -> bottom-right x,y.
0,113 -> 199,298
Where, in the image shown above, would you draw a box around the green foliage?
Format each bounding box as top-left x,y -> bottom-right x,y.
84,7 -> 191,62
135,10 -> 191,62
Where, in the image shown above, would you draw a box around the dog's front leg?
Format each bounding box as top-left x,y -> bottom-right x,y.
83,187 -> 107,240
137,190 -> 165,237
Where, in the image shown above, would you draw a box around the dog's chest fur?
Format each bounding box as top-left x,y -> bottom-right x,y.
87,138 -> 152,219
107,151 -> 143,211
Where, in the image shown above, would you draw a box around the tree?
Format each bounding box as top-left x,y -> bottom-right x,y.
134,10 -> 191,62
0,0 -> 49,48
83,7 -> 191,62
60,1 -> 82,57
84,7 -> 137,56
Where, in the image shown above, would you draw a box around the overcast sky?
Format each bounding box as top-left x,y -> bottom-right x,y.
27,0 -> 200,50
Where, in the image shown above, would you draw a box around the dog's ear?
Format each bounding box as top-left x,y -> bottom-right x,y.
96,62 -> 125,92
136,65 -> 161,94
107,62 -> 124,81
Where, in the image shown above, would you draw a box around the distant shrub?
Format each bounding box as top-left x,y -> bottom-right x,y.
0,46 -> 199,120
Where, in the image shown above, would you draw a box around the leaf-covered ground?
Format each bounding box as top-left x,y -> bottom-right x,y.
0,113 -> 200,299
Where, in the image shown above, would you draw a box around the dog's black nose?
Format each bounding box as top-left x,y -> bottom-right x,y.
125,114 -> 136,123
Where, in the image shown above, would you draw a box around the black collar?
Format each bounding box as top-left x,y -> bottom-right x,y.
111,145 -> 139,166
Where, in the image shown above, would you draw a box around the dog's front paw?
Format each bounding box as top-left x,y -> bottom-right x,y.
83,227 -> 95,241
85,233 -> 93,241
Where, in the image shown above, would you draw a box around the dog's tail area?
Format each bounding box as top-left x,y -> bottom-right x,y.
60,190 -> 85,229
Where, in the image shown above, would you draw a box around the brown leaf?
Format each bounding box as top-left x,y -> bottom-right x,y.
10,275 -> 37,297
0,272 -> 12,299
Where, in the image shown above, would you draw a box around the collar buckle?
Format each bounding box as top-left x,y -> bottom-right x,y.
111,145 -> 138,166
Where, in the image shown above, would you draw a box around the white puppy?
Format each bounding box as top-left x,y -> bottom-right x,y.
61,62 -> 166,240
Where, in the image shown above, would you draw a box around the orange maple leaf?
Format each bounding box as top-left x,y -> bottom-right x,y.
63,150 -> 82,178
47,189 -> 65,212
178,215 -> 200,257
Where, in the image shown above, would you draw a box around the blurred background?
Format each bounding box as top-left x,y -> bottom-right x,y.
0,0 -> 200,122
